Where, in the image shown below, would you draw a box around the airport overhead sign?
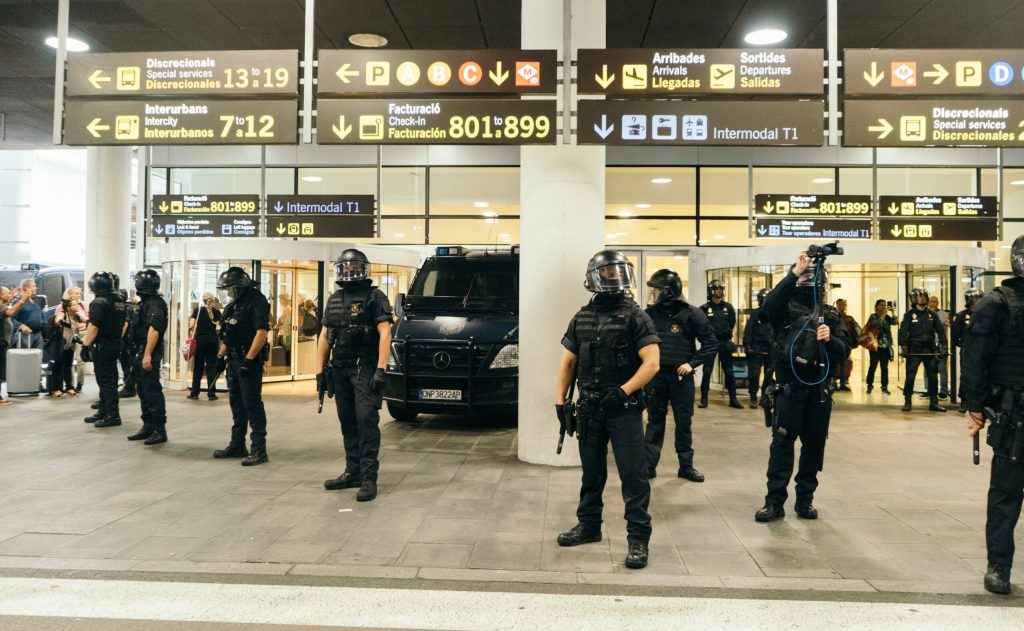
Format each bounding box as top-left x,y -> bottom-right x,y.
67,50 -> 299,97
266,195 -> 375,238
845,49 -> 1024,97
317,50 -> 558,96
316,99 -> 556,145
754,217 -> 873,240
577,49 -> 824,96
844,100 -> 1024,147
754,194 -> 872,217
577,100 -> 823,146
152,194 -> 260,215
879,218 -> 998,241
151,215 -> 259,238
63,99 -> 298,145
878,196 -> 998,218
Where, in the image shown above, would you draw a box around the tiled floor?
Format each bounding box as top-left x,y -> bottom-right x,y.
0,384 -> 1009,594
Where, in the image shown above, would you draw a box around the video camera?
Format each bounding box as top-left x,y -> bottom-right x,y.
807,241 -> 844,261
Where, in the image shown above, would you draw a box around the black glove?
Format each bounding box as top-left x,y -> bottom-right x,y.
80,345 -> 93,363
900,346 -> 908,358
370,367 -> 387,393
317,371 -> 328,392
556,404 -> 569,434
239,357 -> 259,376
600,386 -> 629,412
215,356 -> 227,374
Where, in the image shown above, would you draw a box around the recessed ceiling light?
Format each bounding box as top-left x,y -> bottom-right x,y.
45,36 -> 89,52
482,211 -> 498,218
1011,180 -> 1024,186
301,175 -> 322,183
393,233 -> 406,238
348,33 -> 388,48
634,203 -> 652,209
650,177 -> 672,184
744,28 -> 787,46
617,211 -> 632,218
473,201 -> 490,208
674,255 -> 684,260
713,234 -> 726,240
812,177 -> 834,184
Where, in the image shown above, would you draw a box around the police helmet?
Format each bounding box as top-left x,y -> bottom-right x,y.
87,271 -> 116,295
756,288 -> 769,307
335,249 -> 370,285
964,288 -> 984,309
216,266 -> 254,301
707,279 -> 725,300
646,269 -> 682,305
134,269 -> 160,296
112,273 -> 121,290
1012,234 -> 1024,278
910,287 -> 929,305
584,250 -> 635,295
118,289 -> 128,301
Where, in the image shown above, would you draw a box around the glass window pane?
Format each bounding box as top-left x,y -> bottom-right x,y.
643,252 -> 689,303
839,168 -> 873,195
876,168 -> 977,196
700,167 -> 748,217
753,167 -> 835,195
606,167 -> 696,217
429,217 -> 519,244
699,219 -> 756,246
168,168 -> 262,194
298,167 -> 425,216
266,168 -> 294,194
605,219 -> 696,247
430,167 -> 519,216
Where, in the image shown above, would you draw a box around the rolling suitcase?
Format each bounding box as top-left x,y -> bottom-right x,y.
7,333 -> 43,397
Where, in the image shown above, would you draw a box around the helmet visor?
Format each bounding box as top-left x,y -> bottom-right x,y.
587,261 -> 634,294
647,286 -> 670,306
218,286 -> 243,304
336,260 -> 368,283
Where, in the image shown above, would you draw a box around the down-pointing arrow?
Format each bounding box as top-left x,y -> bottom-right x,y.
274,201 -> 284,213
757,225 -> 767,236
593,114 -> 614,139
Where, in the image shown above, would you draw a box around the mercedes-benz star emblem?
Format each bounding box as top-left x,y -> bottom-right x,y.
432,351 -> 452,370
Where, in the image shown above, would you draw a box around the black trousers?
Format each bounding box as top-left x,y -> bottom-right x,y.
866,349 -> 890,388
190,339 -> 220,397
134,354 -> 166,429
94,345 -> 121,419
332,363 -> 383,482
747,353 -> 771,399
987,455 -> 1024,568
643,369 -> 695,471
765,385 -> 831,507
903,355 -> 938,400
577,403 -> 652,544
700,344 -> 737,398
226,357 -> 267,451
120,346 -> 135,392
49,348 -> 74,392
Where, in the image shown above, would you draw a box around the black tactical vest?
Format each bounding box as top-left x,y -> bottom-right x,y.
574,300 -> 640,392
93,293 -> 127,342
130,295 -> 167,350
990,285 -> 1024,389
905,308 -> 940,353
649,303 -> 697,367
220,289 -> 259,350
324,284 -> 375,363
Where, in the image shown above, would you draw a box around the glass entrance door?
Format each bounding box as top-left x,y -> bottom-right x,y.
261,260 -> 322,381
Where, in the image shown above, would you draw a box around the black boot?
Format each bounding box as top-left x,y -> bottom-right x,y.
126,426 -> 154,441
795,503 -> 818,519
929,398 -> 947,413
324,471 -> 362,490
356,479 -> 377,501
557,523 -> 602,547
678,467 -> 705,483
646,468 -> 657,479
83,412 -> 103,423
90,400 -> 100,410
985,563 -> 1011,594
624,541 -> 649,569
119,388 -> 136,398
881,387 -> 891,395
959,402 -> 968,414
866,385 -> 873,394
755,504 -> 785,522
697,396 -> 708,409
94,416 -> 122,428
749,394 -> 758,409
901,399 -> 912,412
213,444 -> 248,459
729,397 -> 744,409
144,429 -> 167,445
241,449 -> 268,466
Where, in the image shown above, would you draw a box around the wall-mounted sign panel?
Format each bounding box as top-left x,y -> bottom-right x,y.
151,215 -> 259,238
577,48 -> 824,96
316,99 -> 557,145
152,194 -> 260,215
879,218 -> 998,241
878,196 -> 997,218
317,50 -> 558,96
845,49 -> 1024,97
754,217 -> 873,240
577,100 -> 823,146
67,50 -> 299,97
267,216 -> 375,239
64,99 -> 298,145
754,194 -> 872,216
266,195 -> 374,215
844,100 -> 1024,147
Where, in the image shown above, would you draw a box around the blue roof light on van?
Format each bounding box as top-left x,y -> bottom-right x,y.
435,246 -> 465,256
20,263 -> 40,271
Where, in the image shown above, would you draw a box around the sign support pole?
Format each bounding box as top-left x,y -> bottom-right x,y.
302,0 -> 315,144
51,0 -> 69,145
826,0 -> 838,146
997,146 -> 1003,241
376,145 -> 383,238
562,0 -> 572,145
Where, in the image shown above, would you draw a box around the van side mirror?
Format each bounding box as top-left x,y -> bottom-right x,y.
395,293 -> 405,317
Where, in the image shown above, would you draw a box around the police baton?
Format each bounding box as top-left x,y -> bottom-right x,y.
974,433 -> 981,465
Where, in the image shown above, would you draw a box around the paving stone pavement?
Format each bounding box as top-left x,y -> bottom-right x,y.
0,384 -> 1012,595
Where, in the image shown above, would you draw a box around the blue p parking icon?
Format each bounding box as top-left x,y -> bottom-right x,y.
990,62 -> 1013,87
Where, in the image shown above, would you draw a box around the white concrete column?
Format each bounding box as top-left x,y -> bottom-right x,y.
518,0 -> 605,465
85,147 -> 132,298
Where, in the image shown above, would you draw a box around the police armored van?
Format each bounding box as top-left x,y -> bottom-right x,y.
383,247 -> 518,422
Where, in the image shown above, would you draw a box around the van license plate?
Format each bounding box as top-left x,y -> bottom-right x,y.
419,389 -> 462,401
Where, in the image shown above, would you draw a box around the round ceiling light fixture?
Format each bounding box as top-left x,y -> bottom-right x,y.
811,177 -> 834,184
348,33 -> 389,48
1011,179 -> 1024,186
650,177 -> 672,184
301,175 -> 323,183
744,28 -> 787,46
45,36 -> 89,52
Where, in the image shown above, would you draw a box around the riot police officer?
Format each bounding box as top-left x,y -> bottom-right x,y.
744,288 -> 774,408
964,235 -> 1024,595
118,290 -> 137,398
318,249 -> 393,502
953,288 -> 984,413
699,280 -> 743,409
898,288 -> 947,413
125,269 -> 168,445
555,251 -> 660,570
755,248 -> 849,523
213,267 -> 271,466
643,269 -> 717,482
81,271 -> 127,428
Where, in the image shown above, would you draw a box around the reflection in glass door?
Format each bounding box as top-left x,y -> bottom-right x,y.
261,261 -> 322,381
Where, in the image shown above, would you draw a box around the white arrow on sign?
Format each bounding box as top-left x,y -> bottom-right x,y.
757,225 -> 767,236
274,201 -> 284,213
593,114 -> 614,139
154,224 -> 164,235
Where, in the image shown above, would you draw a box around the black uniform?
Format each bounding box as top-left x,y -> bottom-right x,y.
562,295 -> 659,544
898,307 -> 947,401
119,301 -> 138,395
643,300 -> 717,474
743,309 -> 774,402
962,278 -> 1024,576
759,271 -> 848,511
699,300 -> 738,400
129,294 -> 168,433
88,291 -> 127,420
219,287 -> 271,454
323,281 -> 393,483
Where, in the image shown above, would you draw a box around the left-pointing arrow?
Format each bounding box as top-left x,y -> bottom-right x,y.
336,63 -> 359,84
86,118 -> 110,138
88,69 -> 111,89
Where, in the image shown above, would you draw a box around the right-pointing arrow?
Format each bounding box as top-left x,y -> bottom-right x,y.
868,118 -> 893,139
593,114 -> 614,139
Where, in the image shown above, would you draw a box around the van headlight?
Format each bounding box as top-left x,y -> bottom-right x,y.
489,343 -> 518,369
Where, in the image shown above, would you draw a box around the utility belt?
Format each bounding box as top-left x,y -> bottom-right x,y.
985,386 -> 1024,463
94,338 -> 122,354
761,380 -> 834,431
227,345 -> 269,362
577,387 -> 645,424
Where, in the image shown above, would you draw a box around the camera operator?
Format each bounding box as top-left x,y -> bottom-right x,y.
755,246 -> 850,523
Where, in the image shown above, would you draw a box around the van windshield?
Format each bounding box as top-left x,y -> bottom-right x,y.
0,270 -> 35,289
407,256 -> 517,312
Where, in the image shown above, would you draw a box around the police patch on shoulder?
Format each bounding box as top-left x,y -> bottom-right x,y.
670,323 -> 681,334
707,308 -> 713,316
